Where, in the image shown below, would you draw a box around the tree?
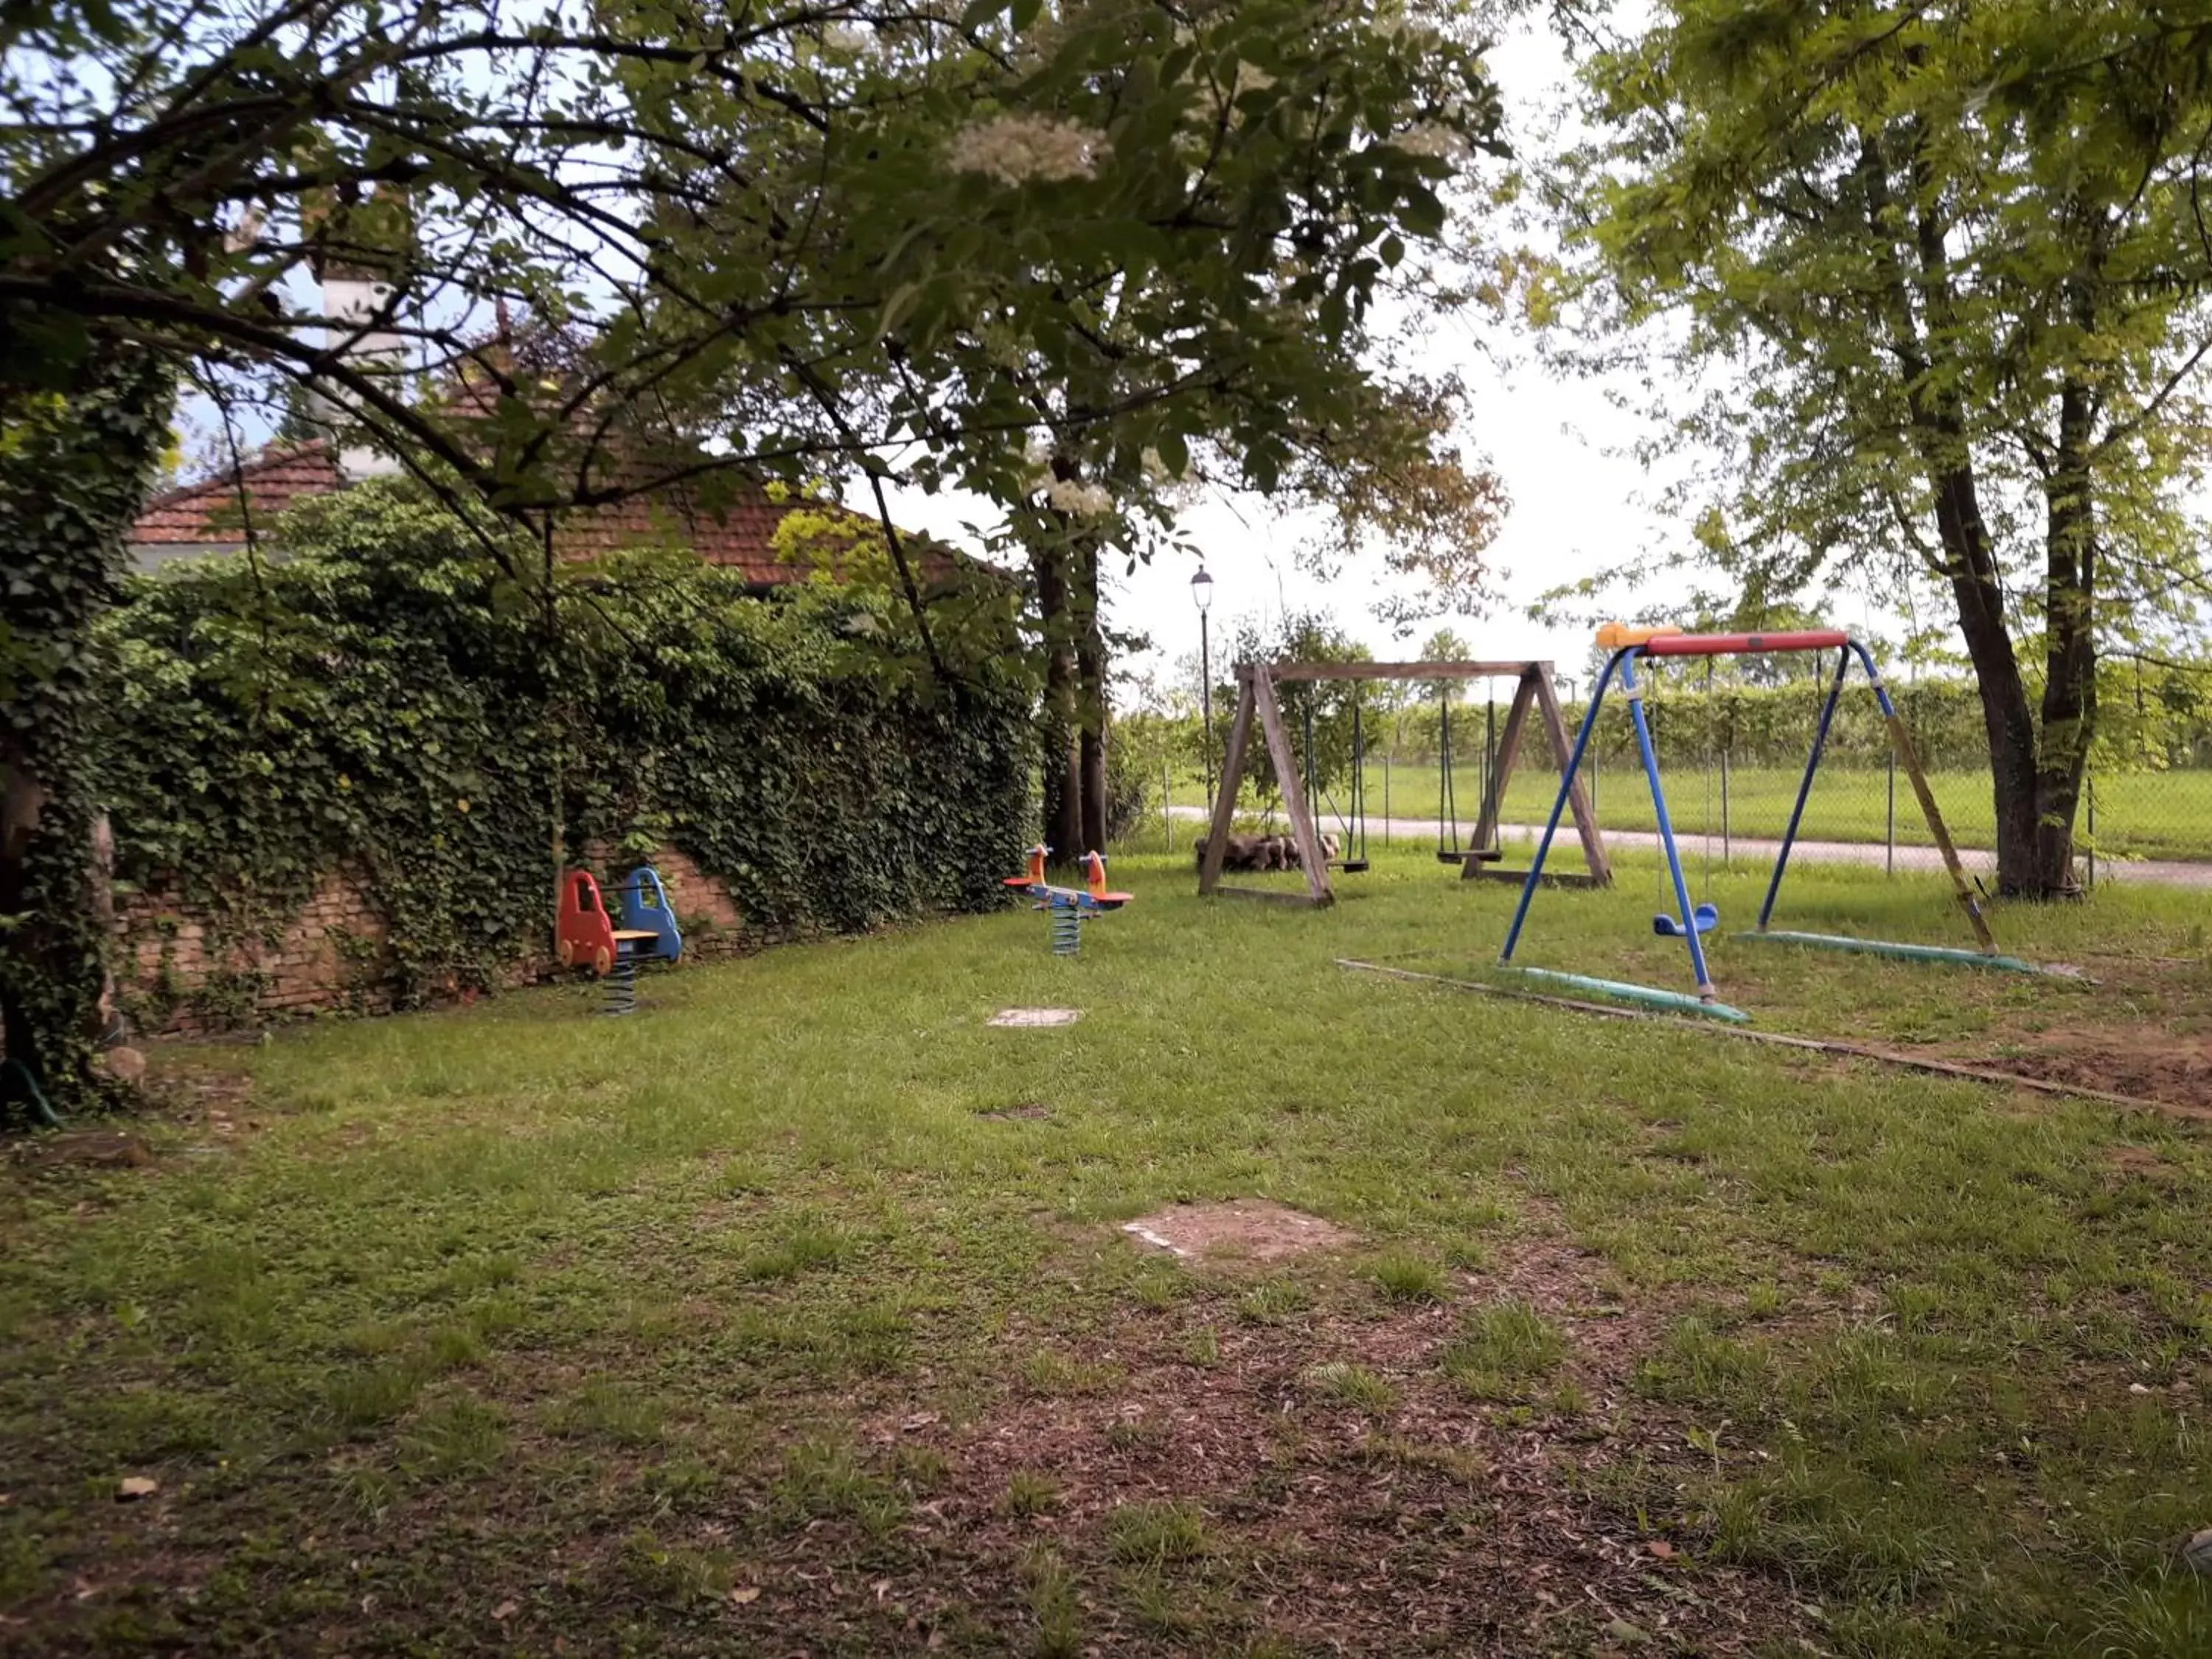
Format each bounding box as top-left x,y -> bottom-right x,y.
779,3 -> 1512,858
0,355 -> 173,1114
1553,0 -> 2212,895
2,0 -> 1512,1103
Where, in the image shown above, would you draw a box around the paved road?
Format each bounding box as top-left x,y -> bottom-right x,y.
1165,806 -> 2212,890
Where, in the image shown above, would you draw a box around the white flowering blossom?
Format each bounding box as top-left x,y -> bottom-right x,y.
821,23 -> 869,52
1393,122 -> 1469,162
1045,477 -> 1114,517
947,115 -> 1103,186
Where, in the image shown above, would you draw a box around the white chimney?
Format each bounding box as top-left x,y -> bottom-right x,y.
319,271 -> 407,481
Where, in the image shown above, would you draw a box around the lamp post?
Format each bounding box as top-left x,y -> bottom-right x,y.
1191,566 -> 1214,813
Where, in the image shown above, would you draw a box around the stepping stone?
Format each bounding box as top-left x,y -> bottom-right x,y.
987,1008 -> 1082,1027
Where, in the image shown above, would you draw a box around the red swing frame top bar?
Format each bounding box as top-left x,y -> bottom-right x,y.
1636,629 -> 1850,658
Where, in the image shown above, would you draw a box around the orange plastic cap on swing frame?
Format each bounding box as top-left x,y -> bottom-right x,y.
1595,622 -> 1685,650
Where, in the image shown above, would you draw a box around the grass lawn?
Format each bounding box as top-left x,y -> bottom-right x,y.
1163,761 -> 2212,863
4,852 -> 2212,1655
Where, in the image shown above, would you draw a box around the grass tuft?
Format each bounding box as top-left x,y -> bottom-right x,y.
318,1358 -> 431,1439
396,1392 -> 507,1481
1004,1468 -> 1061,1517
1301,1360 -> 1398,1415
545,1379 -> 667,1448
1106,1499 -> 1212,1565
773,1436 -> 905,1537
1235,1280 -> 1310,1325
741,1223 -> 849,1282
1439,1301 -> 1567,1401
1371,1253 -> 1451,1304
1020,1348 -> 1122,1395
618,1530 -> 733,1602
1023,1545 -> 1083,1659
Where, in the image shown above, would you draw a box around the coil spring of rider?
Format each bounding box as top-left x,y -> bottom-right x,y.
605,953 -> 639,1015
1049,906 -> 1083,957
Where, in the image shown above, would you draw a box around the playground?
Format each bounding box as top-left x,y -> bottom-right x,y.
4,844 -> 2211,1656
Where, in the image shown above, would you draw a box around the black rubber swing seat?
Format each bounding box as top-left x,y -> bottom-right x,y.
1435,848 -> 1504,865
1334,859 -> 1371,874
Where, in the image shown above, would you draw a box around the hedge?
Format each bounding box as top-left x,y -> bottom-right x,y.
98,481 -> 1032,1018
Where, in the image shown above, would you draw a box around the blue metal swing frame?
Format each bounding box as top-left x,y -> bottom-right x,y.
1498,632 -> 2022,1022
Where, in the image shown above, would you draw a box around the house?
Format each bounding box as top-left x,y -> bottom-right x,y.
131,261 -> 952,585
128,437 -> 950,591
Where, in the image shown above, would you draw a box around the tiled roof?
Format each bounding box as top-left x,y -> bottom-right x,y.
132,442 -> 347,545
131,442 -> 964,588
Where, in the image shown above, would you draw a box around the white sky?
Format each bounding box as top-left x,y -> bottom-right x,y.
863,18 -> 1711,698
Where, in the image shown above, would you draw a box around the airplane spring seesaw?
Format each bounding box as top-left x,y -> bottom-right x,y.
1001,846 -> 1133,956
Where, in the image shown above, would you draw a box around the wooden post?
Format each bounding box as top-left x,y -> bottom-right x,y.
1253,668 -> 1332,904
1883,709 -> 1997,953
1466,672 -> 1536,861
1460,666 -> 1608,887
1197,672 -> 1256,896
1535,668 -> 1610,886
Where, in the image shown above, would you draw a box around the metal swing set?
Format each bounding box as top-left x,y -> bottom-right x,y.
1500,624 -> 2039,1022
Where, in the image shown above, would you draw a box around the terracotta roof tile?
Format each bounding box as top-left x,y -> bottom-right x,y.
131,440 -> 970,587
131,442 -> 347,544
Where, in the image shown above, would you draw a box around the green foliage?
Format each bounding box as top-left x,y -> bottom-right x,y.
97,482 -> 1031,1023
7,0 -> 1507,622
1552,0 -> 2212,890
0,351 -> 174,1110
1215,611 -> 1376,804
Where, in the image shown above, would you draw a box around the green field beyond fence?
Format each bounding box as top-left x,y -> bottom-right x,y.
1159,759 -> 2206,866
1144,687 -> 2212,867
1338,760 -> 2192,863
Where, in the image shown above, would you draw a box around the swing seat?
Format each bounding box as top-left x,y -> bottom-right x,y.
1436,847 -> 1502,865
1652,902 -> 1720,938
1335,858 -> 1371,874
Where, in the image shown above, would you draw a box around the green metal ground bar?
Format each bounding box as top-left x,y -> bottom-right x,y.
1500,966 -> 1753,1023
1735,931 -> 2042,974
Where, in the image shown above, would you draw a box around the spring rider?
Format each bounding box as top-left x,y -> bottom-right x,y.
557,866 -> 684,1014
1001,846 -> 1133,956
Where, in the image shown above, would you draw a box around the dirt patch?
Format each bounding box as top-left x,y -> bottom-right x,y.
3,1127 -> 156,1172
1121,1200 -> 1354,1264
1474,1226 -> 1658,1383
2104,1144 -> 2179,1181
799,1298 -> 1802,1656
987,1007 -> 1082,1028
1952,1023 -> 2212,1111
976,1102 -> 1053,1121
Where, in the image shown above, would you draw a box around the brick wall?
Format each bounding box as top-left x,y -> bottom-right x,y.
116,848 -> 745,1036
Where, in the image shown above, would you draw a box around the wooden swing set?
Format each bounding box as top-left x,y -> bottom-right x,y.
1197,659 -> 1612,905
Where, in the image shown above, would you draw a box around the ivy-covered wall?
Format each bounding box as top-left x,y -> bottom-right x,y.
97,482 -> 1032,1032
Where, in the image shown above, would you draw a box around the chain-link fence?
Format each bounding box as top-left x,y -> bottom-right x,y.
1339,662 -> 2212,888
1124,658 -> 2212,888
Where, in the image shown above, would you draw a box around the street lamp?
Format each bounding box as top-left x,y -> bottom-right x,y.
1191,566 -> 1215,813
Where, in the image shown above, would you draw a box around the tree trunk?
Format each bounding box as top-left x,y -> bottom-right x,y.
1872,139 -> 2058,896
0,354 -> 175,1113
1034,539 -> 1083,863
1073,536 -> 1110,857
2029,374 -> 2099,897
1926,461 -> 2046,895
